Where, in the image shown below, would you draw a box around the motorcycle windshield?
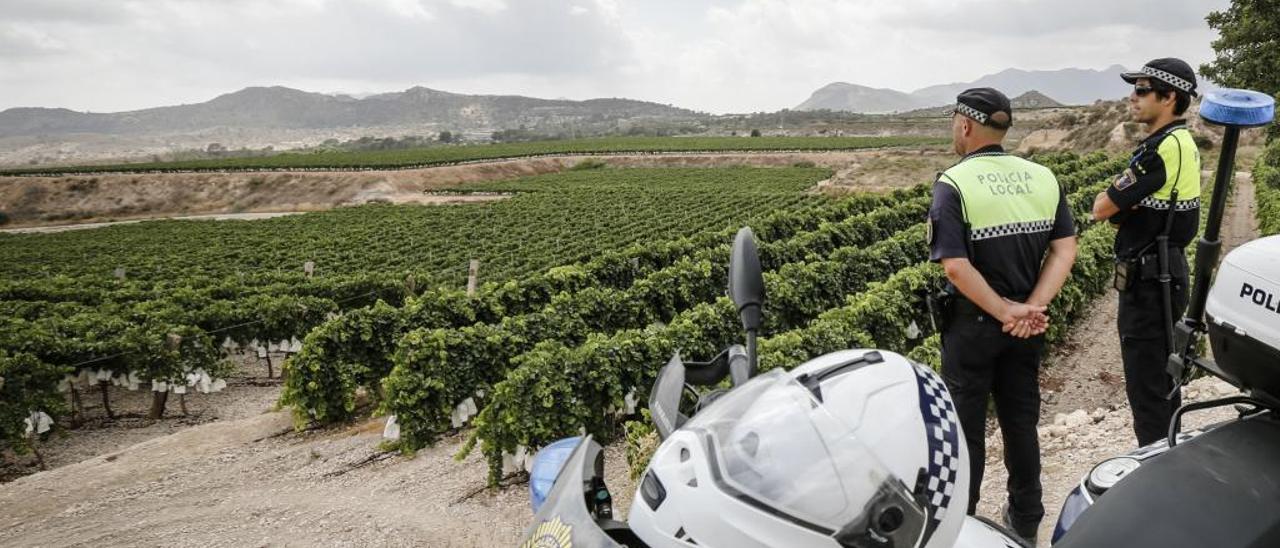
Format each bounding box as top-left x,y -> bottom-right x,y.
683,369 -> 926,537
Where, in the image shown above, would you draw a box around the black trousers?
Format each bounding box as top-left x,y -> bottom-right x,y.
940,308 -> 1046,531
1118,275 -> 1188,446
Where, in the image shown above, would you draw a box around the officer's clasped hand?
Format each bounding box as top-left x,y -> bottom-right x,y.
1000,299 -> 1049,339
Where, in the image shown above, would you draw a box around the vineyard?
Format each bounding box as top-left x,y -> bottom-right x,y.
0,164 -> 864,457
272,150 -> 1126,484
463,151 -> 1128,483
1255,137 -> 1280,237
0,135 -> 943,176
2,150 -> 1169,492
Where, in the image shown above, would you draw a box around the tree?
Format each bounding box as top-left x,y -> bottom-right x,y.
1201,0 -> 1280,96
1202,0 -> 1280,139
750,129 -> 762,137
437,130 -> 455,143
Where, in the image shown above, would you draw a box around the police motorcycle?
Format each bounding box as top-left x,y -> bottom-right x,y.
520,226 -> 1025,547
1050,89 -> 1280,547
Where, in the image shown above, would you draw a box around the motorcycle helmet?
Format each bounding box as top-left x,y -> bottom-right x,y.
628,349 -> 969,548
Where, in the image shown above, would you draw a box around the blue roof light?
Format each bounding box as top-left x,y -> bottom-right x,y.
1199,88 -> 1276,127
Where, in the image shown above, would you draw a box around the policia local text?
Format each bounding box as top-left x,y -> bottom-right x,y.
975,170 -> 1039,196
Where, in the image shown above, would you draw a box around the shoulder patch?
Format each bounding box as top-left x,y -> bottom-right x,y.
1113,168 -> 1137,191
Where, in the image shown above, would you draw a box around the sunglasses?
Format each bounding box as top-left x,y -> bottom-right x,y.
1133,86 -> 1156,97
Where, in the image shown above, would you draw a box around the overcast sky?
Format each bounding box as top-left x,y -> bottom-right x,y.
0,0 -> 1230,114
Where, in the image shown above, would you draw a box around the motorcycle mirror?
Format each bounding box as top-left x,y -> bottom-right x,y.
729,227 -> 765,332
649,353 -> 688,441
683,348 -> 731,386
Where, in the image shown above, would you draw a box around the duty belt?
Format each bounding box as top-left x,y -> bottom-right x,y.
952,294 -> 1030,322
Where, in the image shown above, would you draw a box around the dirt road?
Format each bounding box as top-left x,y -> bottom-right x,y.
0,212 -> 304,234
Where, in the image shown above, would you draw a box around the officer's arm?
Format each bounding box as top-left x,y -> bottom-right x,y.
940,258 -> 1030,325
1029,236 -> 1078,308
930,181 -> 1038,323
1035,188 -> 1080,307
1096,148 -> 1168,222
1091,191 -> 1122,222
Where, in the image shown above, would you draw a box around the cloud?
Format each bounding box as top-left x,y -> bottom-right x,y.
110,0 -> 629,80
0,0 -> 128,24
448,0 -> 507,14
384,0 -> 437,20
892,0 -> 1227,34
0,0 -> 634,111
603,0 -> 1227,112
0,24 -> 69,56
0,0 -> 1232,114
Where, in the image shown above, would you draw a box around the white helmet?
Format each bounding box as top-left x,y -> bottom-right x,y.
628,348 -> 969,548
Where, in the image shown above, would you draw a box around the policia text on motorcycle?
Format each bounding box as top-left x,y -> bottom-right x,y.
1091,58 -> 1202,447
928,87 -> 1078,545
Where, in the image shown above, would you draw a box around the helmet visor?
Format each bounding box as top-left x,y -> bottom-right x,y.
683,369 -> 927,540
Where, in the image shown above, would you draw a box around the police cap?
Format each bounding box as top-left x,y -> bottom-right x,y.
954,87 -> 1012,130
1121,58 -> 1198,97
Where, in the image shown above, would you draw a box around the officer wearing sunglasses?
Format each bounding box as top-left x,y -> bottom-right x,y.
1091,58 -> 1201,447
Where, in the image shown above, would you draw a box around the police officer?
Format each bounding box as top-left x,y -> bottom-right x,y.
1092,58 -> 1201,447
929,88 -> 1078,544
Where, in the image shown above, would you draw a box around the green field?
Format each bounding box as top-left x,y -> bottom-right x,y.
0,135 -> 945,176
0,166 -> 833,286
3,164 -> 863,448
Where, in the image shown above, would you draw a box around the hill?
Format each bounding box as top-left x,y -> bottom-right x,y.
0,86 -> 704,138
797,66 -> 1133,113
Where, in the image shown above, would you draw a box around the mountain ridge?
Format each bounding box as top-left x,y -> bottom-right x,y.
0,86 -> 702,138
797,65 -> 1139,113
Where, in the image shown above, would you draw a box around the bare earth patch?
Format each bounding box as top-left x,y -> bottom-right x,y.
0,390 -> 618,547
0,148 -> 943,228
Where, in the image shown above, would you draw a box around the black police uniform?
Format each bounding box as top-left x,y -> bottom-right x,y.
929,88 -> 1076,538
1108,119 -> 1201,446
1112,59 -> 1202,447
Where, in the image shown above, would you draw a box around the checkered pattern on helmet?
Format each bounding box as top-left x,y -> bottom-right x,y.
969,219 -> 1054,241
911,362 -> 961,541
955,103 -> 989,124
1139,196 -> 1200,211
1141,65 -> 1194,93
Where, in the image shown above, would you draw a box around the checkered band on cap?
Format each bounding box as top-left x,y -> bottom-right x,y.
955,102 -> 988,124
969,219 -> 1054,241
1139,196 -> 1200,211
911,362 -> 961,542
1141,65 -> 1195,93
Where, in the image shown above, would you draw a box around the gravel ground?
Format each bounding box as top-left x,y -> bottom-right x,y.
0,353 -> 283,482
